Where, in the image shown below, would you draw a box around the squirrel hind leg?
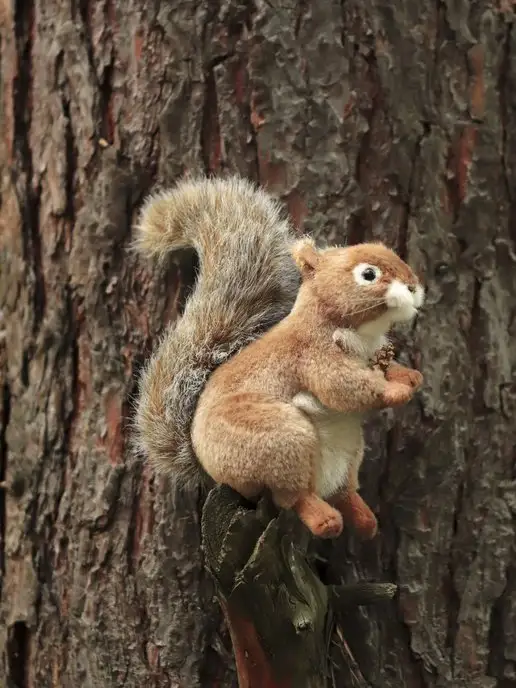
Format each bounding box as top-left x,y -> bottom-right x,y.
192,393 -> 318,501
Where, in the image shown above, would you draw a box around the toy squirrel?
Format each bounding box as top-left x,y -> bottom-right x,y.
133,175 -> 424,539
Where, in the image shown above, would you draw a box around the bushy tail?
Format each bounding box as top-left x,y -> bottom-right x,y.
132,175 -> 301,488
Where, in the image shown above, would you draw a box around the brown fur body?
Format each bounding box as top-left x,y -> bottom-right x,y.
133,175 -> 424,539
192,241 -> 425,538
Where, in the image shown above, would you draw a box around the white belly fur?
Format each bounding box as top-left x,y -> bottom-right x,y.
292,392 -> 364,499
292,324 -> 388,498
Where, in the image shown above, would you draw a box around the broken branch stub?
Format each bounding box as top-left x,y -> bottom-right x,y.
201,485 -> 397,687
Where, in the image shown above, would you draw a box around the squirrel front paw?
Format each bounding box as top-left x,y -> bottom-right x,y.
385,363 -> 423,390
381,381 -> 414,407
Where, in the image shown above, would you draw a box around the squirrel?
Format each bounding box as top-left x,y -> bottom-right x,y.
133,175 -> 424,540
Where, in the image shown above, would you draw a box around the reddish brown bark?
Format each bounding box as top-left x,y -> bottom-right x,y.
223,603 -> 288,688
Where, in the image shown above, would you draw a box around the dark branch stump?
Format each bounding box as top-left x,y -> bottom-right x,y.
201,485 -> 397,687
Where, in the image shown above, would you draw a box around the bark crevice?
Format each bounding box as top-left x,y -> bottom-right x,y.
0,376 -> 11,597
13,2 -> 45,337
7,621 -> 29,688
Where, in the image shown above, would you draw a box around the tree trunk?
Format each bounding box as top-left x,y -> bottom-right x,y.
1,1 -> 516,687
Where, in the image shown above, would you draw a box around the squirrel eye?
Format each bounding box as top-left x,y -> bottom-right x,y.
353,263 -> 381,286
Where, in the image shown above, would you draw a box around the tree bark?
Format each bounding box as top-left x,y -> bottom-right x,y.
1,1 -> 516,687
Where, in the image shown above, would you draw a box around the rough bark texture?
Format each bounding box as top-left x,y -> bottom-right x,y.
1,1 -> 516,687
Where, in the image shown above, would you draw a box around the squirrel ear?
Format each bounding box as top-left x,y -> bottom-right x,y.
292,238 -> 320,278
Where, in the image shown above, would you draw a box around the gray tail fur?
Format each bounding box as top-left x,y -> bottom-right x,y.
132,175 -> 301,488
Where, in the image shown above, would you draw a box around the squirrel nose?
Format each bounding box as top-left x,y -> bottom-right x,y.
407,285 -> 416,293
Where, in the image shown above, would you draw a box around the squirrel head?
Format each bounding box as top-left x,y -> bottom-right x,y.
292,239 -> 424,334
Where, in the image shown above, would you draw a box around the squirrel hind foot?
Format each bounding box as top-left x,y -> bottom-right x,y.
293,494 -> 343,539
334,491 -> 378,540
